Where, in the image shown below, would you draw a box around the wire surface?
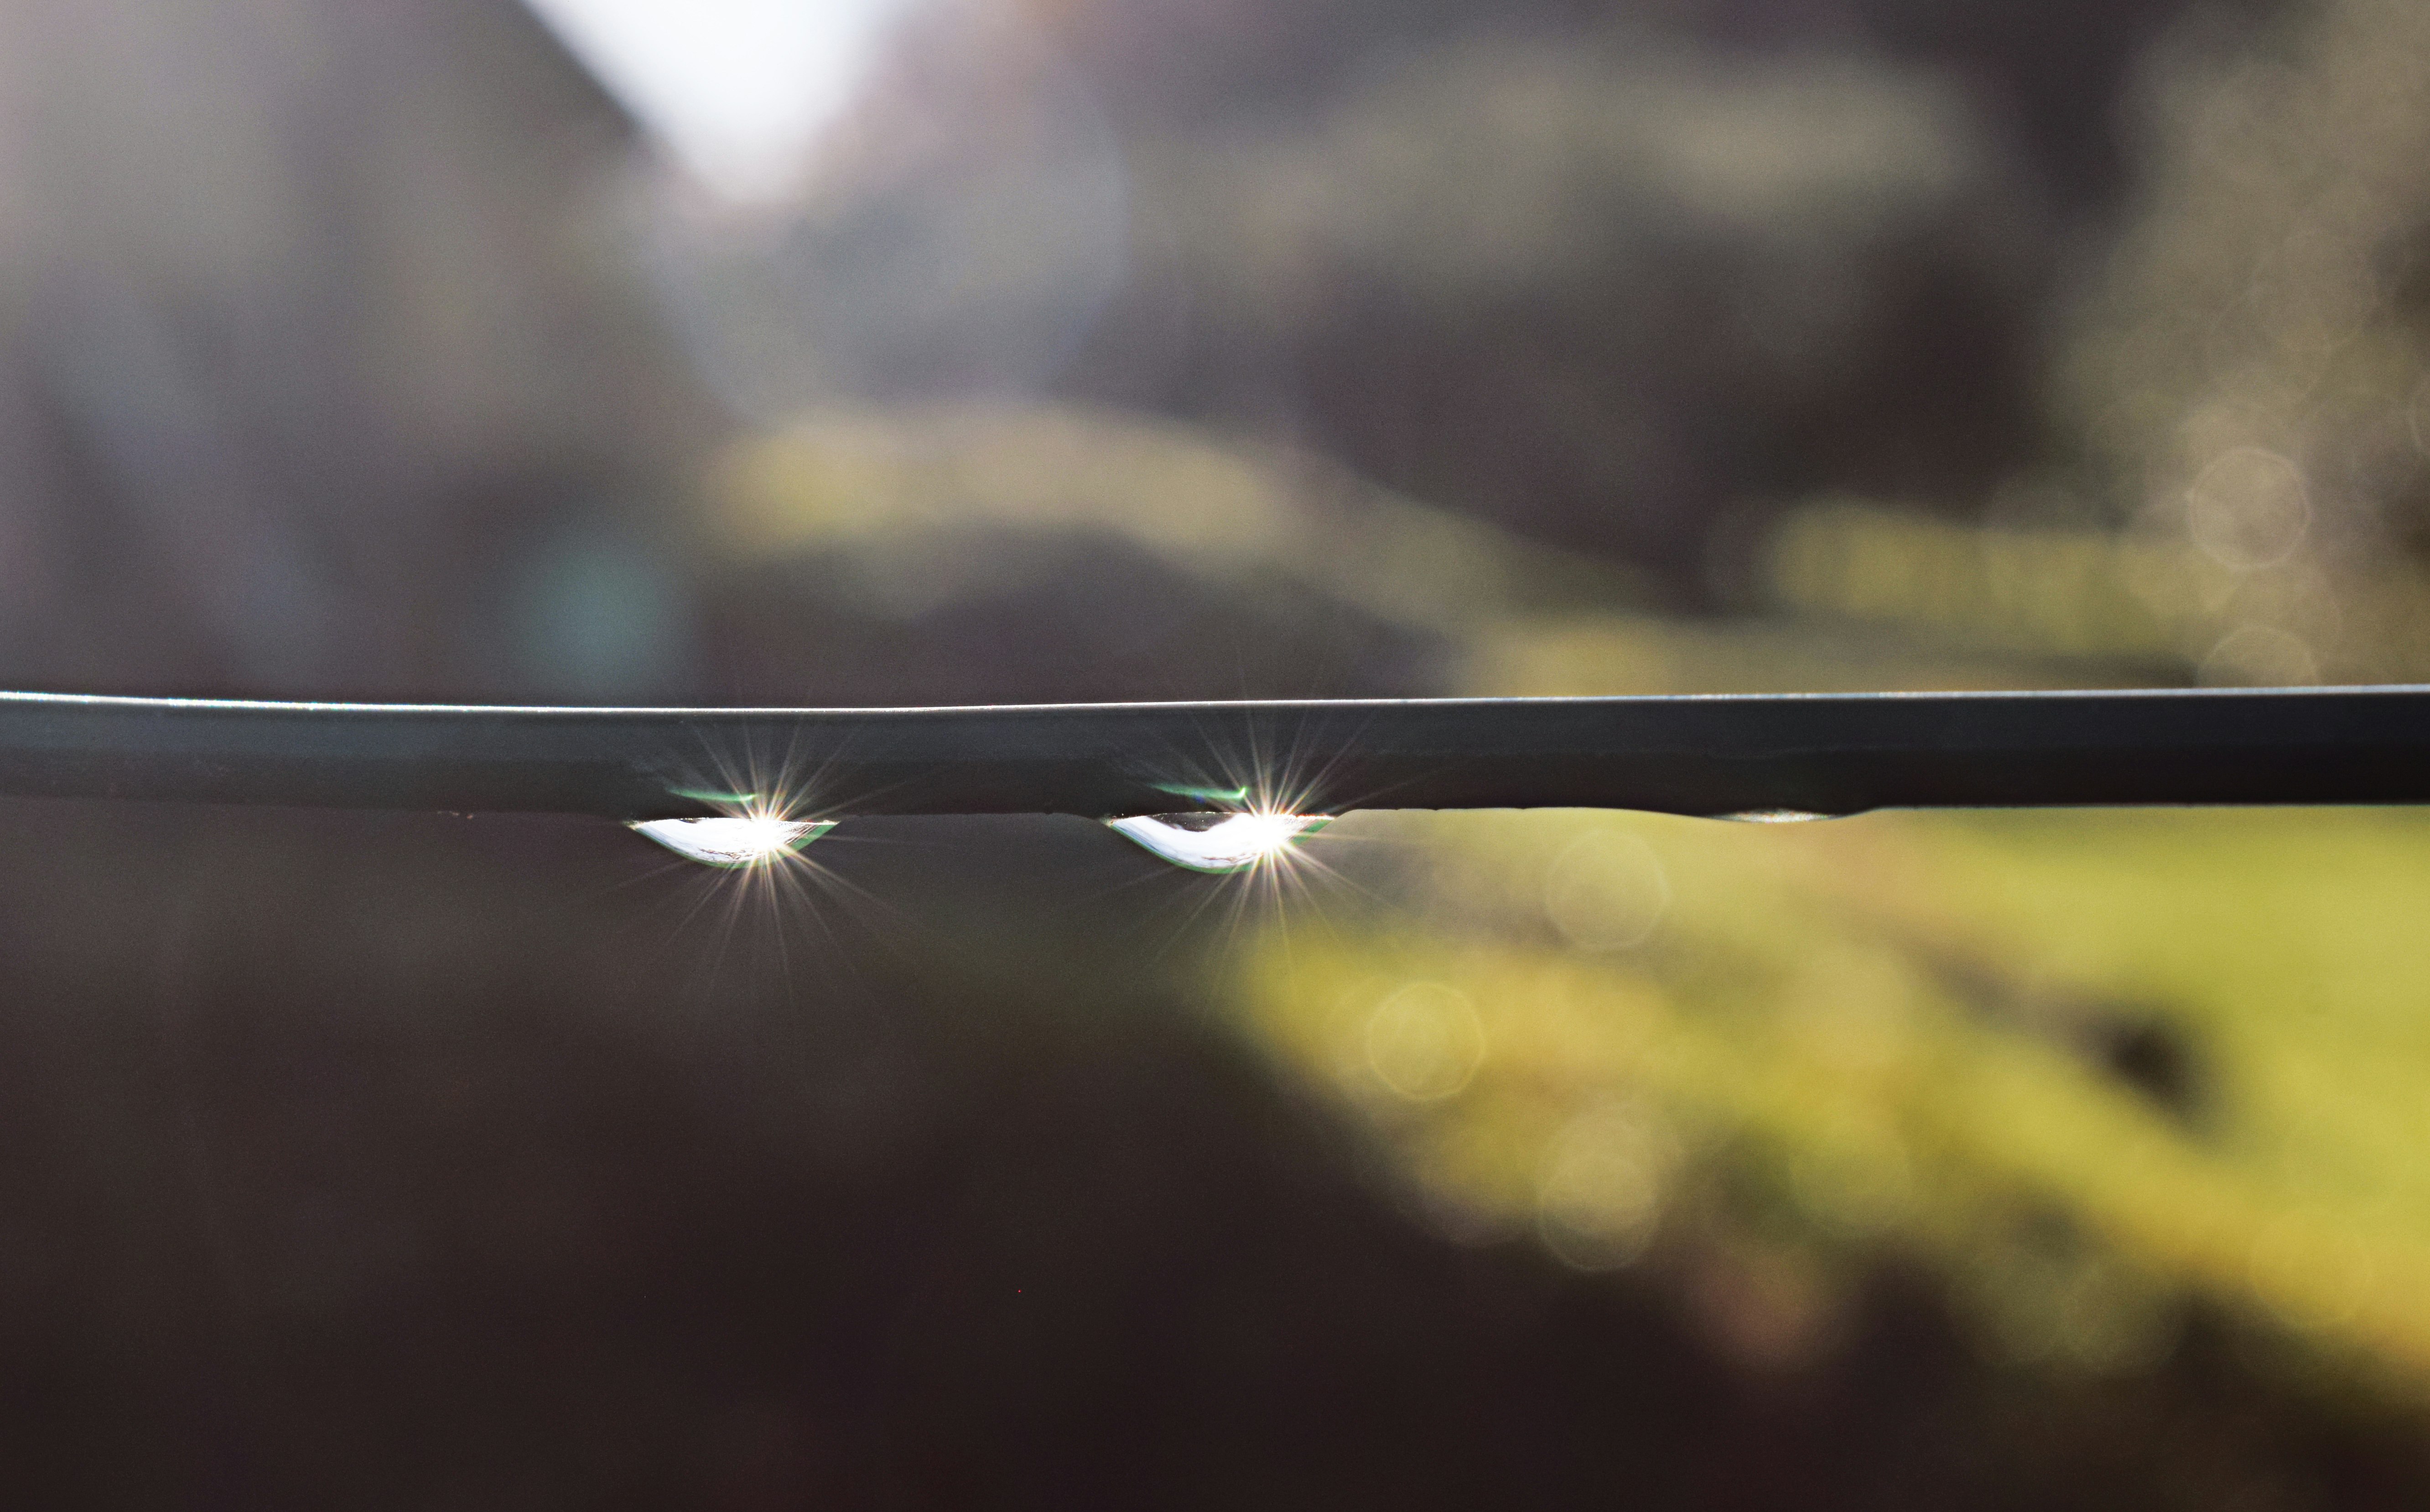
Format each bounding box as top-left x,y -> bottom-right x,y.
0,686 -> 2424,819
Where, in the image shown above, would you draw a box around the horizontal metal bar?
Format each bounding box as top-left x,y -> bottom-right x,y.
1,686 -> 2427,820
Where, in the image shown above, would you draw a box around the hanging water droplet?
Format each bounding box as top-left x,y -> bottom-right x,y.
1718,809 -> 1839,824
629,816 -> 836,866
1105,812 -> 1332,873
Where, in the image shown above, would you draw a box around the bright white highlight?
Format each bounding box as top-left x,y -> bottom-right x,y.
521,0 -> 908,200
1106,813 -> 1333,874
630,815 -> 836,867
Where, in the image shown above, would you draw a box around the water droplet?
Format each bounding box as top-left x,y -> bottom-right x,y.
1720,809 -> 1838,824
629,816 -> 836,867
1105,812 -> 1332,873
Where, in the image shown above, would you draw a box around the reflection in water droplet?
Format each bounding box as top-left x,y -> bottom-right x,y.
1720,809 -> 1838,824
630,816 -> 837,867
1152,782 -> 1252,803
1105,812 -> 1332,873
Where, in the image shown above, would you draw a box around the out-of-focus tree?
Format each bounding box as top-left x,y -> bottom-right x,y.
664,0 -> 2214,595
0,0 -> 718,699
2057,0 -> 2430,684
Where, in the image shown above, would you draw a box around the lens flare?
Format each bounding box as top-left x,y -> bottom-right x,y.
630,814 -> 836,867
1106,811 -> 1334,874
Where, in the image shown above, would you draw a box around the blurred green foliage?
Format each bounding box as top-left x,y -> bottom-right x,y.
707,393 -> 2430,1415
1241,802 -> 2430,1394
680,0 -> 2430,1433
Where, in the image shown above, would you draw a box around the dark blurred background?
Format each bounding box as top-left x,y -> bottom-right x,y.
6,0 -> 2430,1503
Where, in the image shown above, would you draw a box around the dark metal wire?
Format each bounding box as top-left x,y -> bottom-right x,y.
1,685 -> 2426,820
